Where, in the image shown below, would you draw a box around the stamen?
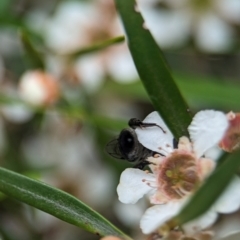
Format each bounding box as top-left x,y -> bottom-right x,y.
173,187 -> 185,198
142,178 -> 158,188
158,146 -> 172,155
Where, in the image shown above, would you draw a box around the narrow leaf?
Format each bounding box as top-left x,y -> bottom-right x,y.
0,167 -> 131,239
170,151 -> 240,227
67,36 -> 125,60
114,0 -> 191,138
20,30 -> 45,69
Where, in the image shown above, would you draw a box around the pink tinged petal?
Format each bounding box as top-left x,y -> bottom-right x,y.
135,111 -> 174,155
177,136 -> 192,152
188,110 -> 229,158
213,176 -> 240,214
117,168 -> 156,204
183,210 -> 218,235
149,190 -> 170,205
219,113 -> 240,152
148,155 -> 165,174
198,158 -> 216,180
140,202 -> 182,234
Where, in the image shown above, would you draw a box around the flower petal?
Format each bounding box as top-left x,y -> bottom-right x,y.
117,168 -> 156,204
213,176 -> 240,214
195,12 -> 233,53
198,157 -> 216,180
188,110 -> 229,158
204,146 -> 223,161
183,210 -> 218,234
140,202 -> 182,234
135,111 -> 174,155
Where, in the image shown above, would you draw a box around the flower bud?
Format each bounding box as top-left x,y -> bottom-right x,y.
219,112 -> 240,152
19,70 -> 59,107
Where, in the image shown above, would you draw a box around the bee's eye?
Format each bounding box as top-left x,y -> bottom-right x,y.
119,130 -> 135,154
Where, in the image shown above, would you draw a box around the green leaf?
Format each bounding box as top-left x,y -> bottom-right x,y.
66,36 -> 125,60
174,73 -> 240,111
20,30 -> 45,69
170,151 -> 240,227
0,167 -> 131,239
114,0 -> 191,138
101,72 -> 240,111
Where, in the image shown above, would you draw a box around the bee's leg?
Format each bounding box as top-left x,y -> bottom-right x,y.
128,118 -> 166,133
173,138 -> 179,149
133,160 -> 151,170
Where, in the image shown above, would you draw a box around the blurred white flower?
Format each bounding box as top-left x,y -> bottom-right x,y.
74,43 -> 139,93
0,83 -> 34,124
138,0 -> 240,53
74,53 -> 105,93
22,115 -> 115,208
44,0 -> 138,91
195,12 -> 234,53
19,70 -> 59,106
44,1 -> 96,54
1,103 -> 33,124
215,0 -> 240,24
106,44 -> 138,84
117,110 -> 240,235
138,5 -> 191,49
0,28 -> 23,56
114,199 -> 147,228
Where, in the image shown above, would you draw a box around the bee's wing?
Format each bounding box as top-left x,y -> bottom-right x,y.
105,138 -> 124,159
135,111 -> 174,155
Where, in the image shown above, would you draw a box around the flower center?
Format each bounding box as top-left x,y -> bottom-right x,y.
159,152 -> 199,200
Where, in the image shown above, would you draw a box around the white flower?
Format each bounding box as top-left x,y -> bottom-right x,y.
74,43 -> 138,93
137,0 -> 240,53
117,110 -> 240,234
44,1 -> 138,91
44,1 -> 96,54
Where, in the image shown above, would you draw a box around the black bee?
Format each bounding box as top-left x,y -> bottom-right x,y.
106,118 -> 165,169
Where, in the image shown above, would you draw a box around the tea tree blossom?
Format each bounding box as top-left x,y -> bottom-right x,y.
44,0 -> 138,92
19,70 -> 59,107
117,110 -> 240,235
137,0 -> 240,53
